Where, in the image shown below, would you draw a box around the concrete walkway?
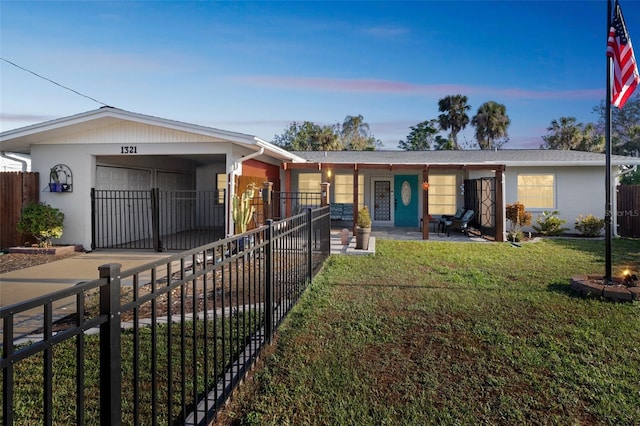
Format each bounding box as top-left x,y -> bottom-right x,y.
1,250 -> 174,307
330,226 -> 488,255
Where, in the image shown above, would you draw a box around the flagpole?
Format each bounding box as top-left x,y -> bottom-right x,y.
605,0 -> 613,284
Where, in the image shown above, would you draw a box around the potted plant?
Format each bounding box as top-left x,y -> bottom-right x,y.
16,202 -> 65,247
49,166 -> 62,192
355,205 -> 371,250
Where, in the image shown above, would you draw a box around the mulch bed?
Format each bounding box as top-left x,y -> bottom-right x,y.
0,252 -> 82,274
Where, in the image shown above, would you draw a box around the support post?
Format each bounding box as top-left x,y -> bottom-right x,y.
422,167 -> 430,240
495,168 -> 505,242
99,263 -> 122,426
262,181 -> 273,221
320,182 -> 330,207
353,167 -> 359,235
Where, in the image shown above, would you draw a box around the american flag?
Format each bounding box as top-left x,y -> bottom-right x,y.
606,0 -> 640,109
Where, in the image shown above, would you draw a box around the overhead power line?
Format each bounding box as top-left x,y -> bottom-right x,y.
1,57 -> 109,106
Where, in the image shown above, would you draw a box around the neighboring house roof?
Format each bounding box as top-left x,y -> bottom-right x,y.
0,106 -> 306,163
292,150 -> 640,167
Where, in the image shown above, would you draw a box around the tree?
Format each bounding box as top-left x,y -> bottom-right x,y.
315,124 -> 342,151
574,123 -> 605,152
273,121 -> 342,151
16,202 -> 65,247
340,114 -> 378,150
471,101 -> 510,150
433,135 -> 455,150
397,120 -> 440,151
540,117 -> 602,152
438,95 -> 471,150
593,92 -> 640,155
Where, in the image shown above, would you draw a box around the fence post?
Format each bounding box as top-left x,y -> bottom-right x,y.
264,219 -> 274,344
99,263 -> 122,426
307,208 -> 313,282
262,181 -> 273,222
151,188 -> 161,252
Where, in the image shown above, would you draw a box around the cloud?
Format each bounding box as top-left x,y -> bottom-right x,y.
233,75 -> 603,101
362,25 -> 410,38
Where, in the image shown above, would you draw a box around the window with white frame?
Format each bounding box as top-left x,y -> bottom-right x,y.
517,174 -> 555,209
333,174 -> 364,208
428,174 -> 457,215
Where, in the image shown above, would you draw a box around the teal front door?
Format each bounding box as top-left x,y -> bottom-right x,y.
394,175 -> 418,227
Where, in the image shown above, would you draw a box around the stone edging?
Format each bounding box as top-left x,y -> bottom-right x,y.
570,275 -> 640,302
8,245 -> 77,255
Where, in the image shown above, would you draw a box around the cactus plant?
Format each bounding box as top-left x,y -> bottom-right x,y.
232,183 -> 257,234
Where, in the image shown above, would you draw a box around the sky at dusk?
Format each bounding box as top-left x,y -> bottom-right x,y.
2,0 -> 640,150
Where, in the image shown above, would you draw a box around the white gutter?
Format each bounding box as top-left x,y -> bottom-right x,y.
1,151 -> 29,171
232,146 -> 265,172
227,147 -> 265,236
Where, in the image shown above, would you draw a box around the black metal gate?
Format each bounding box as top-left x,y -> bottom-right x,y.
464,178 -> 496,237
91,188 -> 225,251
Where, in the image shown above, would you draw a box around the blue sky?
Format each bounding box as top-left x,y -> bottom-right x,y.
2,0 -> 639,149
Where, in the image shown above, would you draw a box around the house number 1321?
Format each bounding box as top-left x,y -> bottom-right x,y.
120,146 -> 138,154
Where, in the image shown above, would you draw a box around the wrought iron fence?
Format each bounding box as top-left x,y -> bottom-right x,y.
91,189 -> 226,252
1,206 -> 331,426
272,191 -> 323,220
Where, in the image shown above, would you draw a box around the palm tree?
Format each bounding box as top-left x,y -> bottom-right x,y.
438,95 -> 471,150
471,101 -> 510,150
540,117 -> 582,150
341,115 -> 376,150
314,125 -> 343,151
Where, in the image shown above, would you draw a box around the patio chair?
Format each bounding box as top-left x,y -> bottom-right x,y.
438,208 -> 465,234
443,209 -> 475,237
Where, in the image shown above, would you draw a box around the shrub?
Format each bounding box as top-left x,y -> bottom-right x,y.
356,206 -> 371,228
532,210 -> 568,236
16,202 -> 65,247
506,230 -> 524,242
575,214 -> 605,237
505,202 -> 531,232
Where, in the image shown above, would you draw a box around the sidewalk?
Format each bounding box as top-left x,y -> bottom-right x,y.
0,250 -> 174,342
0,250 -> 174,307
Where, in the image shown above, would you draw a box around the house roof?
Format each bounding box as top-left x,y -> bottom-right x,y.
0,106 -> 306,163
291,149 -> 640,167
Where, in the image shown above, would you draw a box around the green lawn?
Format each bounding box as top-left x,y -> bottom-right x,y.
225,238 -> 640,425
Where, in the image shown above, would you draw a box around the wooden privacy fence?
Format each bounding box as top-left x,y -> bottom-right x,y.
617,185 -> 640,238
0,172 -> 39,249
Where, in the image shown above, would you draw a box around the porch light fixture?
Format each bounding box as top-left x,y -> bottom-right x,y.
422,181 -> 429,191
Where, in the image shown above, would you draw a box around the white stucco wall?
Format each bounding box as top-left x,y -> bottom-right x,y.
504,165 -> 610,233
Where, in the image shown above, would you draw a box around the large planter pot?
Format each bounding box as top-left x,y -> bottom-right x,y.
355,226 -> 371,250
